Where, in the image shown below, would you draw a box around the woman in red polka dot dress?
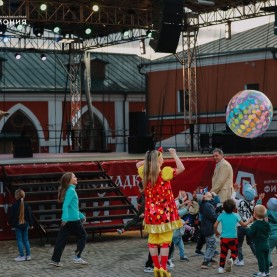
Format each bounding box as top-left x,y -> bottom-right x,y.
136,147 -> 185,277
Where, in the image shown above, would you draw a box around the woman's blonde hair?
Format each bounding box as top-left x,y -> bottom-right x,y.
58,172 -> 73,203
142,150 -> 161,188
15,189 -> 25,224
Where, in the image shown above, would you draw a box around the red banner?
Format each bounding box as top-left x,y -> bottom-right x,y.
1,155 -> 277,240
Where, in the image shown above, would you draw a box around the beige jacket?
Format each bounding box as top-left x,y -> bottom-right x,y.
211,158 -> 233,203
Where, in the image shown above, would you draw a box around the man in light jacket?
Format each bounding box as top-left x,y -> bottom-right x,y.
211,148 -> 233,203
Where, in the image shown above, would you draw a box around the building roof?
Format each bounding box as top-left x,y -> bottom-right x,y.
0,51 -> 147,93
154,22 -> 277,63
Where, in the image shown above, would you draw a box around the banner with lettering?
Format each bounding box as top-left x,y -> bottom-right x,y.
1,155 -> 277,240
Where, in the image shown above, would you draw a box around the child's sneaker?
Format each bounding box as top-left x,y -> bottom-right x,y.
253,272 -> 266,277
144,266 -> 154,273
26,256 -> 31,261
167,259 -> 174,269
14,256 -> 25,262
180,256 -> 189,261
49,260 -> 63,267
226,258 -> 233,272
72,256 -> 88,265
117,229 -> 124,235
201,261 -> 211,269
195,249 -> 204,255
218,267 -> 225,274
234,258 -> 244,266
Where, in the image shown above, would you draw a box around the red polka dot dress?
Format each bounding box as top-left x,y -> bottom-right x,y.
138,166 -> 182,234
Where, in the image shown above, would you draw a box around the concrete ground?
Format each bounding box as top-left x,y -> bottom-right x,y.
0,231 -> 276,277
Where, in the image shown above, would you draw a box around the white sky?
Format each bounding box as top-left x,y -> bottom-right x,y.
91,15 -> 275,60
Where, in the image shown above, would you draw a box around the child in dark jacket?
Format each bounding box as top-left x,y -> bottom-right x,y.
117,181 -> 145,234
199,191 -> 218,269
8,189 -> 33,262
246,204 -> 270,277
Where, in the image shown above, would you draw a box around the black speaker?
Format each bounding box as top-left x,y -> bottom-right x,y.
221,133 -> 251,154
149,0 -> 183,53
128,136 -> 154,154
129,112 -> 147,137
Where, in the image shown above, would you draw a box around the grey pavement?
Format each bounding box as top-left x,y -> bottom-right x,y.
0,231 -> 276,277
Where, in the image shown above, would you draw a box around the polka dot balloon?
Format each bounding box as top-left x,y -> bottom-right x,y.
226,90 -> 273,138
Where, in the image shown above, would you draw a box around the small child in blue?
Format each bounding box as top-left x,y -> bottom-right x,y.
214,199 -> 252,274
8,188 -> 33,262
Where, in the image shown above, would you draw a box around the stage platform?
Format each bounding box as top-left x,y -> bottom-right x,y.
1,151 -> 277,241
1,150 -> 277,166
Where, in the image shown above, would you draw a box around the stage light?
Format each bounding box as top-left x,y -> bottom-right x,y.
0,23 -> 7,35
85,28 -> 92,35
16,24 -> 23,31
3,36 -> 8,43
40,4 -> 47,11
146,30 -> 153,38
92,3 -> 99,12
15,53 -> 21,60
139,39 -> 146,55
53,26 -> 61,34
0,1 -> 4,7
33,24 -> 44,37
225,21 -> 231,39
41,54 -> 46,61
122,29 -> 131,39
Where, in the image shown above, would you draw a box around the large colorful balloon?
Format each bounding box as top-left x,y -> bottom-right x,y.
226,90 -> 273,138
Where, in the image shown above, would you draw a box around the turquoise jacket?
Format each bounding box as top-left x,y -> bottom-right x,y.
62,184 -> 85,222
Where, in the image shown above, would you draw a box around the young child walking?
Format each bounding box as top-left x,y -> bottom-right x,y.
246,204 -> 271,277
8,188 -> 33,261
137,147 -> 185,277
50,172 -> 88,267
117,181 -> 145,235
214,198 -> 252,274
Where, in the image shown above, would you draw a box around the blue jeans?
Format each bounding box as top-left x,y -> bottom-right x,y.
172,236 -> 185,258
204,235 -> 216,262
15,225 -> 30,257
237,226 -> 256,261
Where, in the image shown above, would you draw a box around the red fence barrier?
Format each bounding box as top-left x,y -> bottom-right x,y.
1,155 -> 276,240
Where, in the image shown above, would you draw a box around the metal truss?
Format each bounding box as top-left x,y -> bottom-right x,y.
69,52 -> 82,151
0,28 -> 147,52
0,1 -> 152,29
188,0 -> 277,28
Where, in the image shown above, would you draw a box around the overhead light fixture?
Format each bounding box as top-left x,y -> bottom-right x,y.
225,21 -> 231,39
15,53 -> 21,60
122,29 -> 131,39
40,4 -> 47,11
41,54 -> 47,61
146,30 -> 153,39
198,0 -> 215,5
16,24 -> 24,31
92,4 -> 99,12
53,26 -> 61,34
33,23 -> 44,37
139,39 -> 146,55
85,28 -> 92,35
